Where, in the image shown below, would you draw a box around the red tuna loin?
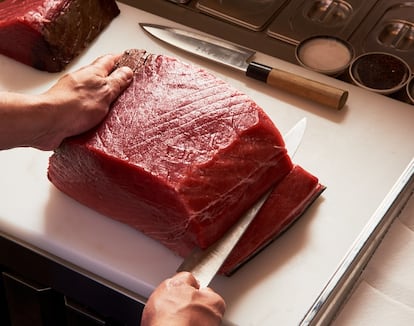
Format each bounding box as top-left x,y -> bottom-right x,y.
48,49 -> 293,257
0,0 -> 119,72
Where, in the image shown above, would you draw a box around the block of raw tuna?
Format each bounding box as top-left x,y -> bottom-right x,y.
48,49 -> 324,273
0,0 -> 119,72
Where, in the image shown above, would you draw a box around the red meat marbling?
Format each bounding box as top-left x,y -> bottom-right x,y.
48,50 -> 324,274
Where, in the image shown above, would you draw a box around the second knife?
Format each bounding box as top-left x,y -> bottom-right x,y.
140,23 -> 348,110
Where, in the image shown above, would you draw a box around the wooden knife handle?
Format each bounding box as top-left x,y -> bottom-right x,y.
246,62 -> 348,110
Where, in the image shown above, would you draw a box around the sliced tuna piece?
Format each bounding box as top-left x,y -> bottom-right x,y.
220,165 -> 325,275
48,50 -> 324,273
0,0 -> 119,72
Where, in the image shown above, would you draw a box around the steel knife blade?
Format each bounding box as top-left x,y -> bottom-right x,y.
139,23 -> 348,110
177,118 -> 307,288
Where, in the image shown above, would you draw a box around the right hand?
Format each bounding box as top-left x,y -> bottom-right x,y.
141,272 -> 226,326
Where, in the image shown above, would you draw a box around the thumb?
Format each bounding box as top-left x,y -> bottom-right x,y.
171,272 -> 200,289
107,66 -> 133,99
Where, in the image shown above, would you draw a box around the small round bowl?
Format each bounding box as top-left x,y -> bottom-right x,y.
406,75 -> 414,104
349,52 -> 411,95
295,35 -> 355,76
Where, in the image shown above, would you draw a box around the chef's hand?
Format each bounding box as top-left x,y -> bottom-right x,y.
0,54 -> 133,151
141,272 -> 226,326
38,53 -> 133,149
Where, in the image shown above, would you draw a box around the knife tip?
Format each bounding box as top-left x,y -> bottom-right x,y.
139,22 -> 162,31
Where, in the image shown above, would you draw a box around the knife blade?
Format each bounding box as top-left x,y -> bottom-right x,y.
176,118 -> 307,288
140,23 -> 348,110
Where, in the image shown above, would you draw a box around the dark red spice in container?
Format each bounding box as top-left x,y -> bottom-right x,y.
349,52 -> 411,95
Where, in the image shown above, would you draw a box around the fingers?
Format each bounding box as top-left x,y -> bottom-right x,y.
142,272 -> 226,326
199,287 -> 227,316
90,53 -> 122,75
95,53 -> 134,102
171,272 -> 226,315
171,271 -> 200,289
86,53 -> 134,104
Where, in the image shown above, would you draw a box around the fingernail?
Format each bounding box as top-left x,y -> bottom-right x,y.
118,66 -> 134,81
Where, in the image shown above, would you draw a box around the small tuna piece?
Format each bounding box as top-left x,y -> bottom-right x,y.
0,0 -> 120,72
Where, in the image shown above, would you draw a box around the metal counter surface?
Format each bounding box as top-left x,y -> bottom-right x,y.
1,3 -> 413,325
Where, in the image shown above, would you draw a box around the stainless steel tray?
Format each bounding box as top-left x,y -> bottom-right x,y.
300,158 -> 414,325
348,0 -> 414,71
196,0 -> 288,31
267,0 -> 379,45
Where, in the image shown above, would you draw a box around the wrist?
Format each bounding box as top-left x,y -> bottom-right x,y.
32,93 -> 64,150
0,92 -> 62,150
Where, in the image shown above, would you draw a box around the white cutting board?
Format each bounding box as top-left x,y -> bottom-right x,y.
1,3 -> 414,325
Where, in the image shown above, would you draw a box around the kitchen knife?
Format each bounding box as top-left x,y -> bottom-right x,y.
177,118 -> 307,288
140,23 -> 348,110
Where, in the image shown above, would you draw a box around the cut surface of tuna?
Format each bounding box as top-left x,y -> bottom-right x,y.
0,0 -> 120,72
48,49 -> 324,273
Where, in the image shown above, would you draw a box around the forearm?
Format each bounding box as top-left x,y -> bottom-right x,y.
0,92 -> 58,150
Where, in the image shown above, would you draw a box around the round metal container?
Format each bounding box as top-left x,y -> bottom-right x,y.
295,35 -> 355,76
349,52 -> 411,95
406,75 -> 414,104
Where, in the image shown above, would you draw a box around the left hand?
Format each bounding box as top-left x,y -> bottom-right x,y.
0,54 -> 133,151
38,54 -> 133,149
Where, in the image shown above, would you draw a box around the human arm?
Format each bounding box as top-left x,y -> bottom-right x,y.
0,54 -> 133,151
141,272 -> 226,326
